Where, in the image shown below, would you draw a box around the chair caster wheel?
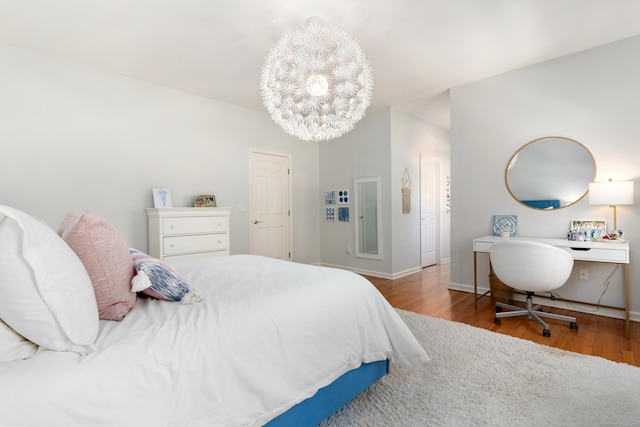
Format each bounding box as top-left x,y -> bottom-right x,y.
494,317 -> 501,325
570,322 -> 578,330
543,329 -> 551,337
496,306 -> 503,313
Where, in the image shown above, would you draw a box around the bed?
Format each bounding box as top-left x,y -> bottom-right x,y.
0,206 -> 429,426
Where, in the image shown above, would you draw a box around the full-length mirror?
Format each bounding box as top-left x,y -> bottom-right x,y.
354,177 -> 382,259
506,136 -> 596,210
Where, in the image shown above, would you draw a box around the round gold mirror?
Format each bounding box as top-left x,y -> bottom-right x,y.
505,136 -> 596,210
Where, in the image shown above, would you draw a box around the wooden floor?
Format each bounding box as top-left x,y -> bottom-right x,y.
365,263 -> 640,367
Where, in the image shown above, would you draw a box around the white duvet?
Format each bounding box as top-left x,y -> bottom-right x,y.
0,255 -> 429,426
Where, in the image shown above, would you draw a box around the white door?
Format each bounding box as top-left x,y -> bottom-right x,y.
420,155 -> 438,267
249,150 -> 292,260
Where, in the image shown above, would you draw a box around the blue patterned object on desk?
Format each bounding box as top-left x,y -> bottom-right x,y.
493,215 -> 518,237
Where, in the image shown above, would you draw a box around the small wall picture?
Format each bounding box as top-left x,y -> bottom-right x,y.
325,190 -> 336,205
338,207 -> 350,222
492,214 -> 517,237
325,207 -> 336,221
152,188 -> 173,208
569,220 -> 606,240
337,190 -> 349,204
194,195 -> 217,207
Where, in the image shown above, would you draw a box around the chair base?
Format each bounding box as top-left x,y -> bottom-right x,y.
494,292 -> 578,337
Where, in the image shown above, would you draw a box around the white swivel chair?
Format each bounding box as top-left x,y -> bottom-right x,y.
489,240 -> 578,337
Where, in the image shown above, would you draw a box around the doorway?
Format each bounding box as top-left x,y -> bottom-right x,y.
249,150 -> 292,260
420,155 -> 439,267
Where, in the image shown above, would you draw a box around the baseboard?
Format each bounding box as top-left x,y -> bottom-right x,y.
448,282 -> 640,323
314,263 -> 422,280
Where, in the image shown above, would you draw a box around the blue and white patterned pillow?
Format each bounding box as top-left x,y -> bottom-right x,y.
129,249 -> 201,304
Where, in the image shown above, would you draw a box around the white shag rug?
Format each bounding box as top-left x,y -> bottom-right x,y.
320,309 -> 640,427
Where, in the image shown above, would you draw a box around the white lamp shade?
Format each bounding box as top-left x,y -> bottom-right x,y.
589,181 -> 634,205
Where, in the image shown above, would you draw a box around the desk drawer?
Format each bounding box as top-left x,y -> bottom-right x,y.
164,234 -> 228,255
563,247 -> 628,263
163,216 -> 227,235
473,241 -> 494,252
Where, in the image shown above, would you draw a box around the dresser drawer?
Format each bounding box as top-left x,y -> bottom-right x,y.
164,234 -> 228,255
164,250 -> 228,264
163,216 -> 227,235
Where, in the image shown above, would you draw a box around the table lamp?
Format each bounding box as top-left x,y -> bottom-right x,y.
588,179 -> 634,230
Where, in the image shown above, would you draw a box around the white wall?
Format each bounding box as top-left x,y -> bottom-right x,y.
318,108 -> 393,275
450,35 -> 640,320
0,44 -> 321,264
318,107 -> 451,278
391,109 -> 451,274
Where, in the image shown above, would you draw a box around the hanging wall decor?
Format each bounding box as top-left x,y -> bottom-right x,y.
325,190 -> 336,205
325,207 -> 336,221
445,175 -> 451,214
338,207 -> 350,222
402,168 -> 411,214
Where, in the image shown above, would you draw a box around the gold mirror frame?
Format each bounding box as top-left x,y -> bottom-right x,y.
505,136 -> 596,210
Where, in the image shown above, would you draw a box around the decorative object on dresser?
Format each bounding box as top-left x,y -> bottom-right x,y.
193,194 -> 217,207
151,188 -> 172,208
145,207 -> 230,263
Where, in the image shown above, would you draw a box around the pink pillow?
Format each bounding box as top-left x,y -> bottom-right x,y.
59,211 -> 136,321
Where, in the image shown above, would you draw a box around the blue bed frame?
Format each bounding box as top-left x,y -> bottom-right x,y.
265,359 -> 390,426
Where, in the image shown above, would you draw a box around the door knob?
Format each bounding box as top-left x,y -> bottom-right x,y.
253,219 -> 263,225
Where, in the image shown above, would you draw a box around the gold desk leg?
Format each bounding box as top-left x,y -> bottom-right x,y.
624,263 -> 630,339
474,251 -> 478,309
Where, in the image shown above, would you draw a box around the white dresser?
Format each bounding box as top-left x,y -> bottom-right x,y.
146,207 -> 231,263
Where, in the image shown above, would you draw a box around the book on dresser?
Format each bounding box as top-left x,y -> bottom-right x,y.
145,207 -> 230,264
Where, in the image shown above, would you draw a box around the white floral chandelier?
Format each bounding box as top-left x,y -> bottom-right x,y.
260,18 -> 374,142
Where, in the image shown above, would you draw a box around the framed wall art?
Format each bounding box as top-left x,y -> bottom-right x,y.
338,207 -> 350,222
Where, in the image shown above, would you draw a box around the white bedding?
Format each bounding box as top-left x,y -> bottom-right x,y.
0,255 -> 429,426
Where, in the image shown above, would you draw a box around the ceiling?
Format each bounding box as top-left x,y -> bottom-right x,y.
2,0 -> 640,130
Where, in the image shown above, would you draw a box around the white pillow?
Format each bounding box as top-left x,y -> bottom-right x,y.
0,319 -> 38,362
0,206 -> 99,355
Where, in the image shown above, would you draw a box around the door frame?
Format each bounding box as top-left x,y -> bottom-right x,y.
248,148 -> 293,260
420,154 -> 440,267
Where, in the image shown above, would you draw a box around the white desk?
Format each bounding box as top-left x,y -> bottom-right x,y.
473,235 -> 631,338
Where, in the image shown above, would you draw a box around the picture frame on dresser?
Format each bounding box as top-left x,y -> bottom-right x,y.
194,195 -> 216,207
152,188 -> 173,208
